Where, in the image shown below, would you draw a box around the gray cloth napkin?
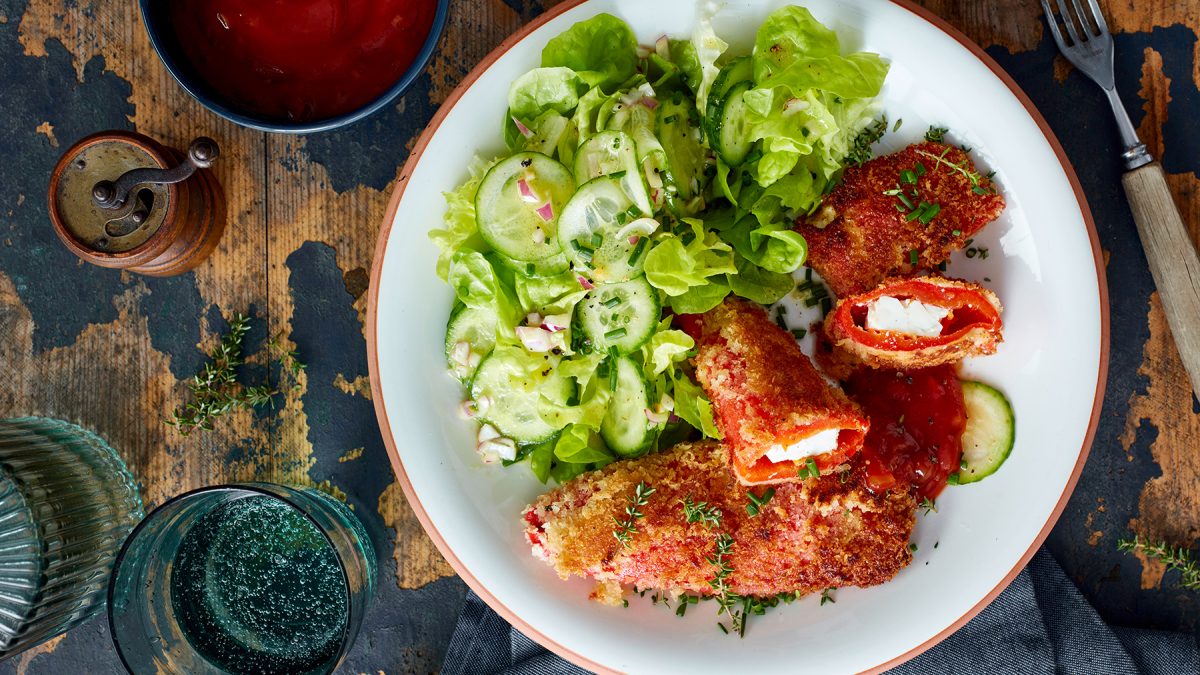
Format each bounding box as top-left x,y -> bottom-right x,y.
442,548 -> 1200,674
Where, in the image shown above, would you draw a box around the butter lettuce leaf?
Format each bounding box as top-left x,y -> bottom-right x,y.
644,219 -> 736,296
541,14 -> 638,91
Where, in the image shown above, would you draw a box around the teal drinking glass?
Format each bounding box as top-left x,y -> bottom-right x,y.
108,483 -> 376,675
0,417 -> 144,657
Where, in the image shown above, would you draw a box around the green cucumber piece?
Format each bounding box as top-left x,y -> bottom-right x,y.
470,346 -> 573,444
601,356 -> 658,457
557,176 -> 659,283
572,131 -> 652,215
575,276 -> 660,354
714,81 -> 754,166
475,152 -> 574,262
957,381 -> 1015,484
444,304 -> 498,382
656,95 -> 707,202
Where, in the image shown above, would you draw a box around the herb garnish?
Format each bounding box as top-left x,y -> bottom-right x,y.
820,588 -> 837,606
707,533 -> 747,635
915,147 -> 995,195
925,125 -> 949,143
613,481 -> 655,548
919,497 -> 938,515
848,116 -> 888,166
682,496 -> 722,529
965,246 -> 990,260
745,488 -> 776,517
797,457 -> 820,479
1117,536 -> 1200,590
167,313 -> 305,436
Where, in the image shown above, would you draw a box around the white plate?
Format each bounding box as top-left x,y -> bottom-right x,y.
367,1 -> 1109,672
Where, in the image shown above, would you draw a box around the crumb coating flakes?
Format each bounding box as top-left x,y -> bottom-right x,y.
693,298 -> 868,485
798,141 -> 1006,298
523,441 -> 916,599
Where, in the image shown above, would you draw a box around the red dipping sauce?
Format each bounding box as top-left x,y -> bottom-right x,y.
169,0 -> 437,123
846,365 -> 966,500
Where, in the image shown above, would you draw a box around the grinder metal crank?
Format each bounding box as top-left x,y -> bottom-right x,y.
48,131 -> 226,276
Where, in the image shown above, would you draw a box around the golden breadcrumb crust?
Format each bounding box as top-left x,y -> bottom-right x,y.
692,298 -> 868,485
797,142 -> 1006,298
523,441 -> 916,600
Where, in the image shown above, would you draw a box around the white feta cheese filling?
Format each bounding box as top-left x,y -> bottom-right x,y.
765,428 -> 841,464
865,295 -> 949,337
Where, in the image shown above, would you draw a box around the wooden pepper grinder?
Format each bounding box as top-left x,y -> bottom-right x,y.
48,131 -> 226,276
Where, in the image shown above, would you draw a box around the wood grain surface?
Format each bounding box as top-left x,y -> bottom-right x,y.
0,0 -> 1197,672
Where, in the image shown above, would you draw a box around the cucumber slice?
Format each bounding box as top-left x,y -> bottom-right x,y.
475,152 -> 574,262
710,57 -> 754,102
519,112 -> 570,158
656,95 -> 707,202
444,305 -> 498,381
573,131 -> 653,215
557,176 -> 659,283
713,81 -> 754,166
957,381 -> 1015,484
471,346 -> 573,444
705,56 -> 753,145
601,356 -> 658,457
575,276 -> 660,354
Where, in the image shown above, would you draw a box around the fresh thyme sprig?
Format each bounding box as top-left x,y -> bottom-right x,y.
746,488 -> 776,517
166,313 -> 306,436
268,333 -> 307,388
1118,535 -> 1200,590
682,496 -> 722,529
847,115 -> 888,166
919,497 -> 938,516
924,125 -> 949,143
915,147 -> 996,196
613,481 -> 655,548
820,587 -> 837,606
707,533 -> 744,634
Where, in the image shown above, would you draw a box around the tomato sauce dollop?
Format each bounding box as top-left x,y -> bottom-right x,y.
170,0 -> 437,123
845,365 -> 966,500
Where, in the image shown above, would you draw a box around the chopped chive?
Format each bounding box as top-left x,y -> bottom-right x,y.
896,191 -> 915,210
664,114 -> 678,124
937,261 -> 948,272
893,117 -> 903,132
952,229 -> 962,236
795,280 -> 815,293
908,543 -> 918,553
918,203 -> 941,224
680,231 -> 696,246
972,185 -> 989,195
610,170 -> 627,179
605,328 -> 628,340
805,268 -> 813,281
526,263 -> 535,275
718,623 -> 729,634
777,305 -> 787,315
676,602 -> 688,617
592,232 -> 603,247
624,205 -> 641,218
617,212 -> 628,225
900,170 -> 918,185
791,328 -> 807,340
905,209 -> 922,222
804,296 -> 821,308
946,473 -> 961,486
909,250 -> 919,266
628,237 -> 649,265
966,248 -> 977,259
820,297 -> 832,315
603,297 -> 622,308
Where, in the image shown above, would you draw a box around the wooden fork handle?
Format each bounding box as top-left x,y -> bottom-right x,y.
1122,161 -> 1200,396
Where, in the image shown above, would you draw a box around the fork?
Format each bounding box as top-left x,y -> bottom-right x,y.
1042,0 -> 1200,395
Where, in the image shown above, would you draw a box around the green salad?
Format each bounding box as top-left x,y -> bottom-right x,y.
430,6 -> 889,483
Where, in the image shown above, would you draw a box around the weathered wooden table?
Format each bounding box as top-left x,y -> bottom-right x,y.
0,0 -> 1196,672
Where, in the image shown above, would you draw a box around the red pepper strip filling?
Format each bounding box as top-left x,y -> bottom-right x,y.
831,279 -> 1000,352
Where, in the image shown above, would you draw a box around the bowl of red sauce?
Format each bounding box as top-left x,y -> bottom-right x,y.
140,0 -> 448,133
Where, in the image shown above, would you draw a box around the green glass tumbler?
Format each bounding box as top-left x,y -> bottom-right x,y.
0,417 -> 144,657
108,484 -> 377,675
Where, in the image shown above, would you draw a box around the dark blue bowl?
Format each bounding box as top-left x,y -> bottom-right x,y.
138,1 -> 450,134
